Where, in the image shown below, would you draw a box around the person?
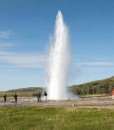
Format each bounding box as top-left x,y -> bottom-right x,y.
13,93 -> 17,103
36,92 -> 41,102
44,91 -> 47,102
3,94 -> 7,103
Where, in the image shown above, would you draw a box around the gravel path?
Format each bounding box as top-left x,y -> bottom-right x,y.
0,96 -> 114,108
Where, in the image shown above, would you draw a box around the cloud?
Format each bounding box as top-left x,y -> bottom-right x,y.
0,30 -> 14,39
73,61 -> 114,71
81,61 -> 114,66
0,42 -> 16,47
0,51 -> 46,68
81,67 -> 114,71
75,61 -> 114,66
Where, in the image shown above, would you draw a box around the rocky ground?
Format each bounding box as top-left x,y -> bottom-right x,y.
0,96 -> 114,108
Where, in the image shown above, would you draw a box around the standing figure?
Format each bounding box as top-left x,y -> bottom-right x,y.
13,93 -> 17,103
36,92 -> 41,102
44,91 -> 47,102
3,94 -> 7,103
38,92 -> 41,102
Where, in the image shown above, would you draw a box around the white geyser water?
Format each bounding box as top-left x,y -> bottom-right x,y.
47,10 -> 70,100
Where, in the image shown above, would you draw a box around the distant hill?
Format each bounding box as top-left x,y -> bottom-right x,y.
1,76 -> 114,96
70,76 -> 114,95
0,87 -> 44,97
7,87 -> 44,92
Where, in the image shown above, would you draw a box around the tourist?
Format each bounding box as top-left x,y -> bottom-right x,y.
36,92 -> 41,102
3,93 -> 7,103
44,91 -> 47,102
13,93 -> 18,103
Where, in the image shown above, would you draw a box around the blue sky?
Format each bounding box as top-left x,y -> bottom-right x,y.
0,0 -> 114,91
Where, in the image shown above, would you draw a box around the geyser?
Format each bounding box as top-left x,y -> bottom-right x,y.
47,11 -> 70,100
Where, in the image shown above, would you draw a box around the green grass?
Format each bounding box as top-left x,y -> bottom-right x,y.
0,106 -> 114,130
0,92 -> 35,97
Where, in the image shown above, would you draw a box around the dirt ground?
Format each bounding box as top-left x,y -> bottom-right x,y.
0,96 -> 114,108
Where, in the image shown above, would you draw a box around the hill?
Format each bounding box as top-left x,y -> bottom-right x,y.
0,87 -> 44,97
70,76 -> 114,96
7,87 -> 44,92
1,76 -> 114,97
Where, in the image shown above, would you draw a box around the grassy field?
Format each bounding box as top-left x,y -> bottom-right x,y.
0,106 -> 114,130
0,92 -> 36,97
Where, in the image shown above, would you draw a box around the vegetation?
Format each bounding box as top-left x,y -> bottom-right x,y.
0,106 -> 114,130
70,76 -> 114,96
0,87 -> 44,97
1,76 -> 114,97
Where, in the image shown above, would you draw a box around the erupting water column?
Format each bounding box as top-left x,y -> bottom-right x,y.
47,10 -> 70,100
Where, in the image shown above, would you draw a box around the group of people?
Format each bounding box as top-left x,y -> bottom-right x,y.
2,91 -> 47,103
36,91 -> 47,102
3,93 -> 17,103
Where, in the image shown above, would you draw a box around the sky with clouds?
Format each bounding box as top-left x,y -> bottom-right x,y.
0,0 -> 114,91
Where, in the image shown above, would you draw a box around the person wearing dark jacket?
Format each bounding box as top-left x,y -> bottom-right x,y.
44,91 -> 47,102
3,94 -> 7,103
36,92 -> 41,102
13,93 -> 17,103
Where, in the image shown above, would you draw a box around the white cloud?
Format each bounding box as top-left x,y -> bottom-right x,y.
0,30 -> 14,39
81,61 -> 114,66
73,61 -> 114,71
81,67 -> 114,71
0,42 -> 16,47
0,51 -> 46,68
75,61 -> 114,66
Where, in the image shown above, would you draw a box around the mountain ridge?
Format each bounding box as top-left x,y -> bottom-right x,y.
70,76 -> 114,95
